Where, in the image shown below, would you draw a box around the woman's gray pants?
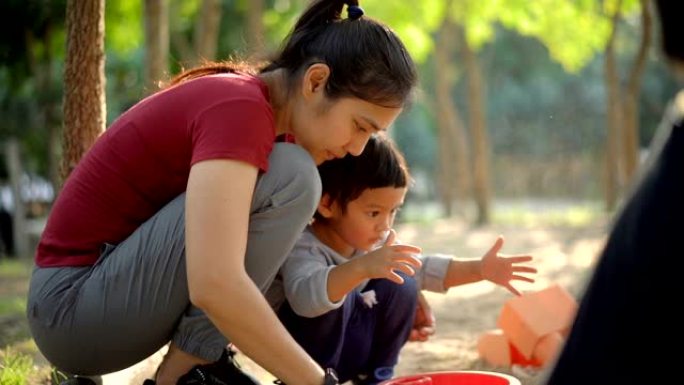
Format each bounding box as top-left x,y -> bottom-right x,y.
26,143 -> 321,376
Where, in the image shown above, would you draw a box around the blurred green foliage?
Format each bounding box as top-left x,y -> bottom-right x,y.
0,0 -> 679,200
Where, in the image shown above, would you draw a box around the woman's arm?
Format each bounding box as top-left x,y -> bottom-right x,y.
186,159 -> 324,385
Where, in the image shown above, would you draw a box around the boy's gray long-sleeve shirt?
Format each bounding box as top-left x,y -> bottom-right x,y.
266,226 -> 452,318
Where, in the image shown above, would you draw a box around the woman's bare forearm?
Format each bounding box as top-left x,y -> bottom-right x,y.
194,273 -> 324,385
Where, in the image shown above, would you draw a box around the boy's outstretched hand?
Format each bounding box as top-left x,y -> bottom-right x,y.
480,236 -> 536,296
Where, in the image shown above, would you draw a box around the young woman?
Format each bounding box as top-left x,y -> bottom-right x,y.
26,1 -> 417,384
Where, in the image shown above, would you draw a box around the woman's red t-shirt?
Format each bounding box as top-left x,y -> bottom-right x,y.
36,73 -> 275,267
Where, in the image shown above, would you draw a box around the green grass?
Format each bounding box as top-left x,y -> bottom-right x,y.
0,260 -> 31,279
0,347 -> 57,384
0,349 -> 34,385
0,296 -> 26,318
0,258 -> 42,384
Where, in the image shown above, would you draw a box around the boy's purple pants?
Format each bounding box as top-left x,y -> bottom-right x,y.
278,274 -> 418,384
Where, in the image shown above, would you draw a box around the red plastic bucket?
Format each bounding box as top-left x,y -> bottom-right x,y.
379,371 -> 521,385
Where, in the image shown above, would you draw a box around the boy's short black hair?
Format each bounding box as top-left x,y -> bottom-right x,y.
315,135 -> 410,220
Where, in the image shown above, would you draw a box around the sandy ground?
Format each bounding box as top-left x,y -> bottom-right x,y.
99,216 -> 609,385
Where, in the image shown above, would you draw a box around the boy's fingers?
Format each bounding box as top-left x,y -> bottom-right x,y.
511,275 -> 535,283
384,229 -> 397,246
487,235 -> 505,255
505,283 -> 522,296
393,253 -> 422,267
390,244 -> 422,254
392,263 -> 416,276
506,255 -> 534,263
512,266 -> 537,274
388,271 -> 405,284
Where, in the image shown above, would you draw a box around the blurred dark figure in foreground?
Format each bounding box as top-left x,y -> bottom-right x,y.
546,1 -> 683,384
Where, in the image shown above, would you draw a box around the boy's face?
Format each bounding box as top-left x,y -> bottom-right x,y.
318,186 -> 407,256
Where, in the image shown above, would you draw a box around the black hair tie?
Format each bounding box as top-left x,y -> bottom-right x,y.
347,5 -> 364,20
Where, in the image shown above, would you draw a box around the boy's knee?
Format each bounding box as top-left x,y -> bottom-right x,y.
371,274 -> 418,307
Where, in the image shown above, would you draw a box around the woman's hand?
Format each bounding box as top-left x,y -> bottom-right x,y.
480,236 -> 536,296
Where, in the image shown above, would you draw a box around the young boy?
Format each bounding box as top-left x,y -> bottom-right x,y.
268,135 -> 536,384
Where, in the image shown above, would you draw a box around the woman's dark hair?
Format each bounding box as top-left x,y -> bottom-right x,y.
315,135 -> 410,220
171,1 -> 418,108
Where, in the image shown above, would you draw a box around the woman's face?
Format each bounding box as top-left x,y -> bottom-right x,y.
289,64 -> 403,165
293,98 -> 402,165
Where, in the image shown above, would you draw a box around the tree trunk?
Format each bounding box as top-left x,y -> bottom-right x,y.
62,0 -> 106,182
433,19 -> 472,217
170,0 -> 195,66
603,4 -> 623,212
194,0 -> 221,64
460,27 -> 491,226
247,0 -> 265,57
622,0 -> 652,182
144,0 -> 169,93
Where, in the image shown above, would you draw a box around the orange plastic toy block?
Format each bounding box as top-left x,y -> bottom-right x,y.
477,329 -> 542,368
496,284 -> 577,359
532,331 -> 564,366
477,329 -> 510,367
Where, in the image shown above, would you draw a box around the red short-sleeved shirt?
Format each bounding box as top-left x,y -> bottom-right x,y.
36,73 -> 275,267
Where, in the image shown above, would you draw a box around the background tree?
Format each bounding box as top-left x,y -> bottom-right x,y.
0,0 -> 66,188
432,15 -> 472,218
194,0 -> 222,63
171,0 -> 223,66
603,0 -> 652,210
61,0 -> 106,182
0,0 -> 677,231
144,0 -> 169,93
247,0 -> 265,56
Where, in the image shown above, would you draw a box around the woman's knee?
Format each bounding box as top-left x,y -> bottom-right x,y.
254,143 -> 322,217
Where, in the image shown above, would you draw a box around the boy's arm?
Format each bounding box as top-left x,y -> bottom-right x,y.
281,246 -> 346,318
418,254 -> 484,291
425,236 -> 536,295
444,259 -> 484,288
328,230 -> 422,302
326,259 -> 370,302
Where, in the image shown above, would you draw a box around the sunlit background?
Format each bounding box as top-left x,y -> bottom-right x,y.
0,1 -> 679,384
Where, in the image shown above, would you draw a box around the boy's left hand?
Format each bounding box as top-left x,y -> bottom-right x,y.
409,291 -> 436,342
481,236 -> 536,296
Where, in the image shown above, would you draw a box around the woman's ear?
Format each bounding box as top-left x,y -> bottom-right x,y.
317,193 -> 335,218
301,63 -> 330,100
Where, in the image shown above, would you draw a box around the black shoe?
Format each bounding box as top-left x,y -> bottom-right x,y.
176,348 -> 260,385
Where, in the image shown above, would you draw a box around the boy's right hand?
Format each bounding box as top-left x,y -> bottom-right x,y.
357,229 -> 422,284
